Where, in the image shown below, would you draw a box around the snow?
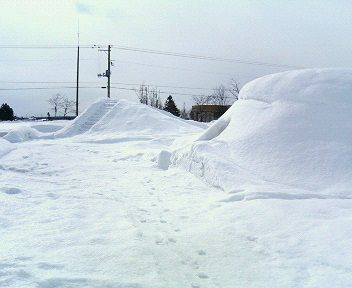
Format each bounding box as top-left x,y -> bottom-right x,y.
0,120 -> 67,134
0,120 -> 68,142
87,99 -> 203,136
30,124 -> 63,133
53,98 -> 202,139
0,138 -> 15,158
3,126 -> 41,143
156,150 -> 172,170
1,71 -> 352,287
172,68 -> 352,198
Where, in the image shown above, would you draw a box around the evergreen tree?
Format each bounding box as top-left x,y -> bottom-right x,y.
163,95 -> 180,117
0,103 -> 14,121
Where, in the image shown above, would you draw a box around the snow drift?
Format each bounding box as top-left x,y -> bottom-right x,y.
89,99 -> 203,136
55,98 -> 203,139
2,99 -> 204,143
3,126 -> 41,143
172,69 -> 352,197
0,138 -> 15,158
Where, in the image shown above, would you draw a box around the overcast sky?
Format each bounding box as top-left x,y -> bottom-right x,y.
0,0 -> 351,116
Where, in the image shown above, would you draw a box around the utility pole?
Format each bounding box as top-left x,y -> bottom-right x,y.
107,45 -> 111,98
98,45 -> 112,98
75,20 -> 80,116
75,44 -> 80,115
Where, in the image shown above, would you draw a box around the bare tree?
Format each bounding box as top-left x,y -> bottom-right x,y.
180,102 -> 189,119
192,95 -> 212,105
60,98 -> 75,117
136,84 -> 164,109
228,78 -> 240,101
48,93 -> 64,117
211,85 -> 228,105
149,88 -> 163,109
136,84 -> 149,105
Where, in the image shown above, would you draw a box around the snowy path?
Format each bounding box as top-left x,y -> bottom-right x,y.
0,137 -> 227,288
1,136 -> 352,287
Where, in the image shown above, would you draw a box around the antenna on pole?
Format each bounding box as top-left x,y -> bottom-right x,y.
75,19 -> 80,116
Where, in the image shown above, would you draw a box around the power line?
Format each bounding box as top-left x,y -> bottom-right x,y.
112,45 -> 305,69
0,45 -> 94,49
0,85 -> 213,97
0,44 -> 304,69
0,58 -> 92,62
0,81 -> 215,91
0,86 -> 101,91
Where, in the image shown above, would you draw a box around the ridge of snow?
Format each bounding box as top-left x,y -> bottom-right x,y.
172,68 -> 352,196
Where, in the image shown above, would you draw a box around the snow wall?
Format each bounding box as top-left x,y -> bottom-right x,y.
171,69 -> 352,196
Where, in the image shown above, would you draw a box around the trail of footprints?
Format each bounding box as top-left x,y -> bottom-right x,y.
136,178 -> 211,287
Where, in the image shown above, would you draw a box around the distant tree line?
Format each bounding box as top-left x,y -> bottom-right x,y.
136,79 -> 240,121
193,78 -> 240,106
136,84 -> 182,118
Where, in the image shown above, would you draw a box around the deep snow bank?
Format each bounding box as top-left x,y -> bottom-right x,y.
172,69 -> 352,196
56,98 -> 203,139
1,99 -> 204,144
0,138 -> 15,158
0,121 -> 67,143
89,99 -> 203,136
3,126 -> 41,143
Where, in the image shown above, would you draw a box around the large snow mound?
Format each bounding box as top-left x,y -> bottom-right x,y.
55,98 -> 203,139
89,99 -> 203,135
172,69 -> 352,197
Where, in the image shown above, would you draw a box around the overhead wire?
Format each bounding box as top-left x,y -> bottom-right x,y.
0,81 -> 215,91
0,44 -> 304,68
0,85 -> 214,97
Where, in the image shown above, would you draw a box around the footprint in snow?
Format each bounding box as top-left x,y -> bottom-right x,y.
46,192 -> 60,199
197,250 -> 206,256
37,262 -> 64,270
197,272 -> 209,279
1,187 -> 22,195
155,239 -> 163,245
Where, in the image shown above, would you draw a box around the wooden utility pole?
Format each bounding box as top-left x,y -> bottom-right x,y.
107,45 -> 111,98
98,45 -> 112,98
76,44 -> 79,115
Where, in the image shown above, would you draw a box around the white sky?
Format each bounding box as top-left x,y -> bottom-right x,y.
0,0 -> 351,116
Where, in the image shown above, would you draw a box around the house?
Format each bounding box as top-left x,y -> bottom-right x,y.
190,104 -> 231,122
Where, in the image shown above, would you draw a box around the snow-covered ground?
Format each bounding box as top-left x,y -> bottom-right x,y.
0,120 -> 67,134
1,69 -> 352,287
